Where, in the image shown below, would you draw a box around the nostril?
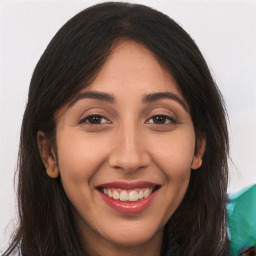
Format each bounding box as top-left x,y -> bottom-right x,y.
108,152 -> 151,173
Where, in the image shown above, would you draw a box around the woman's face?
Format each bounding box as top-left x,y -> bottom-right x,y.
45,41 -> 204,253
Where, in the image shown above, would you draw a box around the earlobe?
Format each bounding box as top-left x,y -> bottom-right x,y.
191,158 -> 202,170
191,138 -> 206,170
37,131 -> 59,178
46,163 -> 59,179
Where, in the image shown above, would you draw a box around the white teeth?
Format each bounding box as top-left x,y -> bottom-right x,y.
129,191 -> 139,201
138,190 -> 144,200
101,187 -> 156,201
107,188 -> 112,198
143,188 -> 150,198
112,190 -> 120,200
120,191 -> 128,201
143,188 -> 153,198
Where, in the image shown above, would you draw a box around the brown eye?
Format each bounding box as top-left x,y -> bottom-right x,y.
147,115 -> 177,125
152,115 -> 168,124
81,115 -> 110,124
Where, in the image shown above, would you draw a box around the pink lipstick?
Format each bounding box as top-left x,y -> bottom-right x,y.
97,181 -> 160,214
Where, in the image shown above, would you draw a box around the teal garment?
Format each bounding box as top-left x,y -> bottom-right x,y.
227,184 -> 256,256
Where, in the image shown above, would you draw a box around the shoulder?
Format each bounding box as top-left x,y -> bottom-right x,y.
227,184 -> 256,256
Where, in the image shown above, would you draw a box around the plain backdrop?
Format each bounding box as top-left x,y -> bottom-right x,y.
1,0 -> 256,252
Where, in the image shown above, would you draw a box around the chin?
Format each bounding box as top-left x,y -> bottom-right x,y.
101,220 -> 164,248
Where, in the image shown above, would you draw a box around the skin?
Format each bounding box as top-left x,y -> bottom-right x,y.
38,40 -> 205,256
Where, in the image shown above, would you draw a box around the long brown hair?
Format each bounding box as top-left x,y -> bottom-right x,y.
4,2 -> 229,255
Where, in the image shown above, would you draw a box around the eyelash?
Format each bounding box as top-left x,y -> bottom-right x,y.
146,115 -> 179,125
79,114 -> 179,125
79,115 -> 111,125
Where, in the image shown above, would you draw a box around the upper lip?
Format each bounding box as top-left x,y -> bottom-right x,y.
97,181 -> 161,190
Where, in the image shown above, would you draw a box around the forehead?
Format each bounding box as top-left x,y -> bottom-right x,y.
84,40 -> 183,97
56,40 -> 189,119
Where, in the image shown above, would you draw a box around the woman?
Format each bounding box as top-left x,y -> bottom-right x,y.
4,2 -> 229,255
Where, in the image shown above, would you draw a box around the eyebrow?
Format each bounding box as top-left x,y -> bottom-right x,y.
68,91 -> 188,111
68,91 -> 116,108
142,92 -> 188,111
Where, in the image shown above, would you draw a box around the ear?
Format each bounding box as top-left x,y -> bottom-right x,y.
37,131 -> 59,178
191,138 -> 206,170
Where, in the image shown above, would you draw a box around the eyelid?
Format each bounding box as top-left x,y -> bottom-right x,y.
79,114 -> 111,125
145,114 -> 180,125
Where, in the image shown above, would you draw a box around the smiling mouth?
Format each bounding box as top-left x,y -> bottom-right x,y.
98,186 -> 160,202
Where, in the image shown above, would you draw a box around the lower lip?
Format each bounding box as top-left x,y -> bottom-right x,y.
98,189 -> 160,214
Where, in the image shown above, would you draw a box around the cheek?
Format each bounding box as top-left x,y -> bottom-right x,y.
150,129 -> 195,178
148,130 -> 195,224
56,130 -> 108,188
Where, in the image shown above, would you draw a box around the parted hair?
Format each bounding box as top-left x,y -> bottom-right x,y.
4,2 -> 229,256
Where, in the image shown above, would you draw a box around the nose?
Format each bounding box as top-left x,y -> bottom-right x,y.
108,125 -> 150,173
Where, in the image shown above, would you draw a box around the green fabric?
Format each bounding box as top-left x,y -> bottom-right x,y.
227,184 -> 256,256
